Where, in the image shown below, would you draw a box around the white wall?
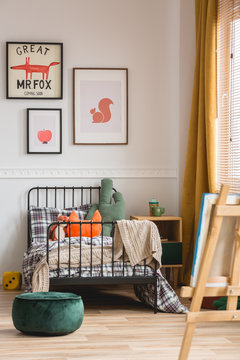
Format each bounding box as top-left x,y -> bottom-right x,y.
0,0 -> 195,281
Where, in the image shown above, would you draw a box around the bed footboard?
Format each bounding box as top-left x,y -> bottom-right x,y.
46,220 -> 158,313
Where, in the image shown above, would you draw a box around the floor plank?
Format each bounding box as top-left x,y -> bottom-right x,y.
0,285 -> 240,359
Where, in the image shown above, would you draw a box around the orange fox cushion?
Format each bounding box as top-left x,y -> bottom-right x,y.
66,210 -> 102,238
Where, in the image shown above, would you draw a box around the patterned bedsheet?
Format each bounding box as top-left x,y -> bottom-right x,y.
23,236 -> 188,313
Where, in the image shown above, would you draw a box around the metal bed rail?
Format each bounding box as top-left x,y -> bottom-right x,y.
46,220 -> 158,313
27,186 -> 116,248
28,186 -> 118,209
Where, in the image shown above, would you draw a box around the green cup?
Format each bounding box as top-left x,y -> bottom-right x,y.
152,206 -> 165,216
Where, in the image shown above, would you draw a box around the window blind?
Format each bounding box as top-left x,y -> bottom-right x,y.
217,0 -> 240,192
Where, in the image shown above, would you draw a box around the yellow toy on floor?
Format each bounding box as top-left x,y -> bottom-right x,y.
2,272 -> 22,290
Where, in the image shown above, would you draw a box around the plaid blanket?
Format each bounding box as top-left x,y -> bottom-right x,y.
23,237 -> 188,313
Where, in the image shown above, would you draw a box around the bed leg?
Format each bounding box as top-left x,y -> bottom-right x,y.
154,277 -> 158,314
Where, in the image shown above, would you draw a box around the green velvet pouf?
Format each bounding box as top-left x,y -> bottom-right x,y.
12,292 -> 84,336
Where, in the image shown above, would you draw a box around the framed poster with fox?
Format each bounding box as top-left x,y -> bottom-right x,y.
73,68 -> 128,144
6,42 -> 63,99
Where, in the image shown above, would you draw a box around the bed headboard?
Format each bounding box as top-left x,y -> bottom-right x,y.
27,186 -> 116,248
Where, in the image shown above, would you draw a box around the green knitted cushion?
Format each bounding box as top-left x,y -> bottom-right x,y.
12,292 -> 84,336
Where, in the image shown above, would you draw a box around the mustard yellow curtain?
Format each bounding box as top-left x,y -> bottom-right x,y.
181,0 -> 217,285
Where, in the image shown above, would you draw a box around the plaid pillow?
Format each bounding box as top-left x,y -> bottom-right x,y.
29,204 -> 92,244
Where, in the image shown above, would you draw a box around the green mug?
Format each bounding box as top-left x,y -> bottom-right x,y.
152,206 -> 165,216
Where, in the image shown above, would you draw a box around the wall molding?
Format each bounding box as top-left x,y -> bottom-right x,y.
0,168 -> 177,179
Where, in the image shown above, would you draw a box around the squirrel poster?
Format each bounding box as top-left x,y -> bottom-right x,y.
90,98 -> 113,123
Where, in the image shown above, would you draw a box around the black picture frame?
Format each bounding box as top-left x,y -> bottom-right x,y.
7,42 -> 63,99
27,108 -> 62,154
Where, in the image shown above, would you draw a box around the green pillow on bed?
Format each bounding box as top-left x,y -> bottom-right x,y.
86,178 -> 125,236
99,178 -> 114,204
99,192 -> 125,236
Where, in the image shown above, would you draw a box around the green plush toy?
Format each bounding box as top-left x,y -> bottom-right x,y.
86,178 -> 125,236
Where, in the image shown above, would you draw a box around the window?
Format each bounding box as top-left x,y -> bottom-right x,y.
217,0 -> 240,192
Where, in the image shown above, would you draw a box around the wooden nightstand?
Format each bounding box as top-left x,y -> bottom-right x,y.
130,215 -> 182,289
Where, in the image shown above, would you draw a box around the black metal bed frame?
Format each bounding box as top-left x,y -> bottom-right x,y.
28,186 -> 158,313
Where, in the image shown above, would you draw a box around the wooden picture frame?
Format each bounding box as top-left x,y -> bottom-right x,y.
27,108 -> 62,154
73,68 -> 128,145
7,42 -> 63,99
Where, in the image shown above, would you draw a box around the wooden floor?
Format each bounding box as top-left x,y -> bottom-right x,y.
0,285 -> 240,360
